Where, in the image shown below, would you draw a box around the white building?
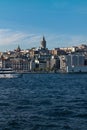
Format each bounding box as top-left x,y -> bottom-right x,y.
60,54 -> 87,73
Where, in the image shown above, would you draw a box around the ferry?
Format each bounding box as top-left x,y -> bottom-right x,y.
0,68 -> 22,78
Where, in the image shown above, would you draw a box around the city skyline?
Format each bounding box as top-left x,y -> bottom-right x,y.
0,0 -> 87,51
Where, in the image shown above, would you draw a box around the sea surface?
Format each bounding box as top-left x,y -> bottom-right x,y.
0,73 -> 87,130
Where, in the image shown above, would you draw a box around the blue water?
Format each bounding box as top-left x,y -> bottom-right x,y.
0,74 -> 87,130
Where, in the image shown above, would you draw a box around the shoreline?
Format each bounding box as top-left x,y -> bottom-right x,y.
16,71 -> 87,74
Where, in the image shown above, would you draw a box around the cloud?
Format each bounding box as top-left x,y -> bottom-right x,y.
0,29 -> 43,51
0,29 -> 87,51
0,29 -> 42,46
46,34 -> 87,48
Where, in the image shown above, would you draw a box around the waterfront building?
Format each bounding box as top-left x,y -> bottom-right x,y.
0,57 -> 11,68
38,54 -> 51,61
59,54 -> 86,73
35,58 -> 47,71
50,56 -> 60,70
10,58 -> 30,71
30,60 -> 35,71
59,55 -> 67,72
39,60 -> 46,70
84,58 -> 87,65
46,59 -> 51,70
0,59 -> 3,68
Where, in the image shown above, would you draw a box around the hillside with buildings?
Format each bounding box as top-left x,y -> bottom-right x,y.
0,37 -> 87,73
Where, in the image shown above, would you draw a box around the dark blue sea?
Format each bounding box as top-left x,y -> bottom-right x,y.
0,74 -> 87,130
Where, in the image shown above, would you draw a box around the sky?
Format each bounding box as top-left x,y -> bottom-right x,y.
0,0 -> 87,51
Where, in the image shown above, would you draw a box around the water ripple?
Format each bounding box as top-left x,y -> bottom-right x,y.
0,74 -> 87,130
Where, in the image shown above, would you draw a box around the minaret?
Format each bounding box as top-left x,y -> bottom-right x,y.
16,45 -> 21,52
41,36 -> 46,49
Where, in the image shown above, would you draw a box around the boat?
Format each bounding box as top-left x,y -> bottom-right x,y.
0,68 -> 22,78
